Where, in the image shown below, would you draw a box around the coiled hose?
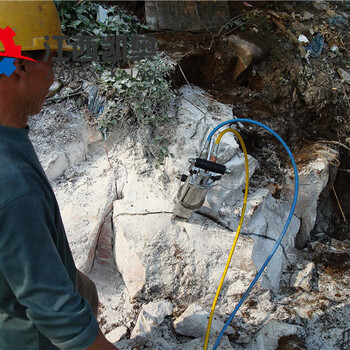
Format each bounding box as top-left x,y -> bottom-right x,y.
204,119 -> 299,350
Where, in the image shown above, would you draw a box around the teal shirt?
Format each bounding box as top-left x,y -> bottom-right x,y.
0,126 -> 99,350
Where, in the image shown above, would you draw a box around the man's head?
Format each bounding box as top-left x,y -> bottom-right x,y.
0,50 -> 56,128
0,1 -> 71,128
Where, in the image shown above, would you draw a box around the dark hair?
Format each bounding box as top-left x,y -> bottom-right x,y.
22,50 -> 47,61
0,50 -> 46,79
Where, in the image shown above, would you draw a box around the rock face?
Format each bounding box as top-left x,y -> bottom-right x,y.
55,162 -> 118,272
114,211 -> 257,304
29,79 -> 345,349
113,86 -> 300,310
29,99 -> 118,272
29,99 -> 90,182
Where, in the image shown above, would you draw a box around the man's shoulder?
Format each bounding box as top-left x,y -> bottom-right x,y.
0,147 -> 48,210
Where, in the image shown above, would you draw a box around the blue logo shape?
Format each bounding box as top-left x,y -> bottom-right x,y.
0,57 -> 16,76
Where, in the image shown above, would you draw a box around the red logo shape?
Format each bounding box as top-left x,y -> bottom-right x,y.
0,26 -> 37,62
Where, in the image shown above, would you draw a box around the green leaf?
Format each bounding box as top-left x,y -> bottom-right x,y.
71,19 -> 82,27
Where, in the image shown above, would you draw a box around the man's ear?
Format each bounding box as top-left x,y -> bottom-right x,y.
13,58 -> 28,76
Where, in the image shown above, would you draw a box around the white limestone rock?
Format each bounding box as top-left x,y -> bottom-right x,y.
247,320 -> 302,350
106,326 -> 128,343
247,191 -> 301,289
65,141 -> 87,168
114,84 -> 300,304
131,300 -> 173,337
167,85 -> 238,168
30,101 -> 90,182
183,336 -> 235,350
114,209 -> 256,304
292,262 -> 315,292
55,159 -> 118,271
43,151 -> 69,181
285,145 -> 338,248
174,304 -> 234,338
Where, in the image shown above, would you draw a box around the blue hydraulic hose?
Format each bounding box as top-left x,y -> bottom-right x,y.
207,119 -> 299,350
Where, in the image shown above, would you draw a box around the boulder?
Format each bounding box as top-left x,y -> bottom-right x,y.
226,32 -> 270,79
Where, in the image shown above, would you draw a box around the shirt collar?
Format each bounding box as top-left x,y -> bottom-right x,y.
0,125 -> 30,143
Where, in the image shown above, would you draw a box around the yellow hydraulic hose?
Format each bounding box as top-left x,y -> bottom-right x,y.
203,128 -> 249,350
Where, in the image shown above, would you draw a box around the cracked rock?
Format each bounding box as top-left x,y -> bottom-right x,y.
114,85 -> 300,302
114,210 -> 257,302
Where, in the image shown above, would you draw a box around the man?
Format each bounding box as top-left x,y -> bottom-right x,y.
0,1 -> 119,349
